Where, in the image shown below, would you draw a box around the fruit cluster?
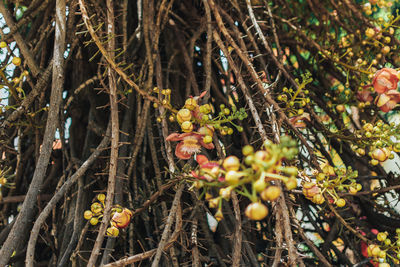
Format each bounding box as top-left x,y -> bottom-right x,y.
366,229 -> 400,266
190,136 -> 299,221
351,120 -> 400,165
302,164 -> 361,207
165,91 -> 247,159
83,194 -> 132,237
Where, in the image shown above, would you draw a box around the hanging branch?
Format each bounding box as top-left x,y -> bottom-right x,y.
0,0 -> 65,263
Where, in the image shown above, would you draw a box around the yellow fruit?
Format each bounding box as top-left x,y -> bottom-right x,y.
336,104 -> 345,113
349,186 -> 357,195
106,226 -> 120,237
12,57 -> 21,66
0,41 -> 7,48
97,194 -> 106,202
89,217 -> 99,225
177,109 -> 192,123
260,186 -> 281,201
336,198 -> 346,207
371,148 -> 388,162
365,28 -> 375,38
83,210 -> 93,220
181,121 -> 193,133
242,145 -> 254,156
223,156 -> 240,171
185,98 -> 197,110
245,202 -> 269,220
377,232 -> 387,241
91,202 -> 103,215
312,194 -> 325,204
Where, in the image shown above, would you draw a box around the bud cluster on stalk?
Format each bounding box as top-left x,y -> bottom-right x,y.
302,164 -> 361,207
351,120 -> 400,166
172,94 -> 247,136
190,135 -> 299,221
0,42 -> 30,116
83,194 -> 132,237
277,72 -> 312,119
365,228 -> 400,265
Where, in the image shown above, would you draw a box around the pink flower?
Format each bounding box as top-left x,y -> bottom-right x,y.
191,155 -> 224,182
112,208 -> 132,229
375,90 -> 400,112
289,113 -> 310,128
356,90 -> 373,103
372,68 -> 399,94
166,132 -> 214,160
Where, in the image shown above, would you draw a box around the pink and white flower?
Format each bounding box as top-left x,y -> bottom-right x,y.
166,132 -> 214,160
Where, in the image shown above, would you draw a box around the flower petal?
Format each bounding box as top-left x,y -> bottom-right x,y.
175,142 -> 193,159
200,139 -> 215,150
196,154 -> 209,165
166,133 -> 182,141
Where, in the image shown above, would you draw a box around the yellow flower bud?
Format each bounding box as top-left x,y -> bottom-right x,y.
260,186 -> 281,201
181,121 -> 193,133
106,226 -> 120,237
177,109 -> 192,124
83,210 -> 93,220
12,57 -> 21,66
223,156 -> 240,171
336,198 -> 346,207
214,209 -> 224,221
245,202 -> 268,220
185,98 -> 198,110
89,217 -> 99,225
97,194 -> 106,202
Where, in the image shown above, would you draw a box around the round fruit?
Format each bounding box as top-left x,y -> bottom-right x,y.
12,57 -> 21,66
83,210 -> 93,220
336,198 -> 346,207
260,186 -> 281,201
245,202 -> 269,220
223,156 -> 240,171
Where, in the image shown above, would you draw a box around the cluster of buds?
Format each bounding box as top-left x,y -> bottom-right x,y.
351,120 -> 399,165
277,72 -> 312,118
153,87 -> 172,117
365,229 -> 400,266
0,42 -> 29,108
302,164 -> 361,207
358,68 -> 400,113
166,92 -> 247,159
83,194 -> 133,237
190,135 -> 299,221
363,0 -> 393,16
